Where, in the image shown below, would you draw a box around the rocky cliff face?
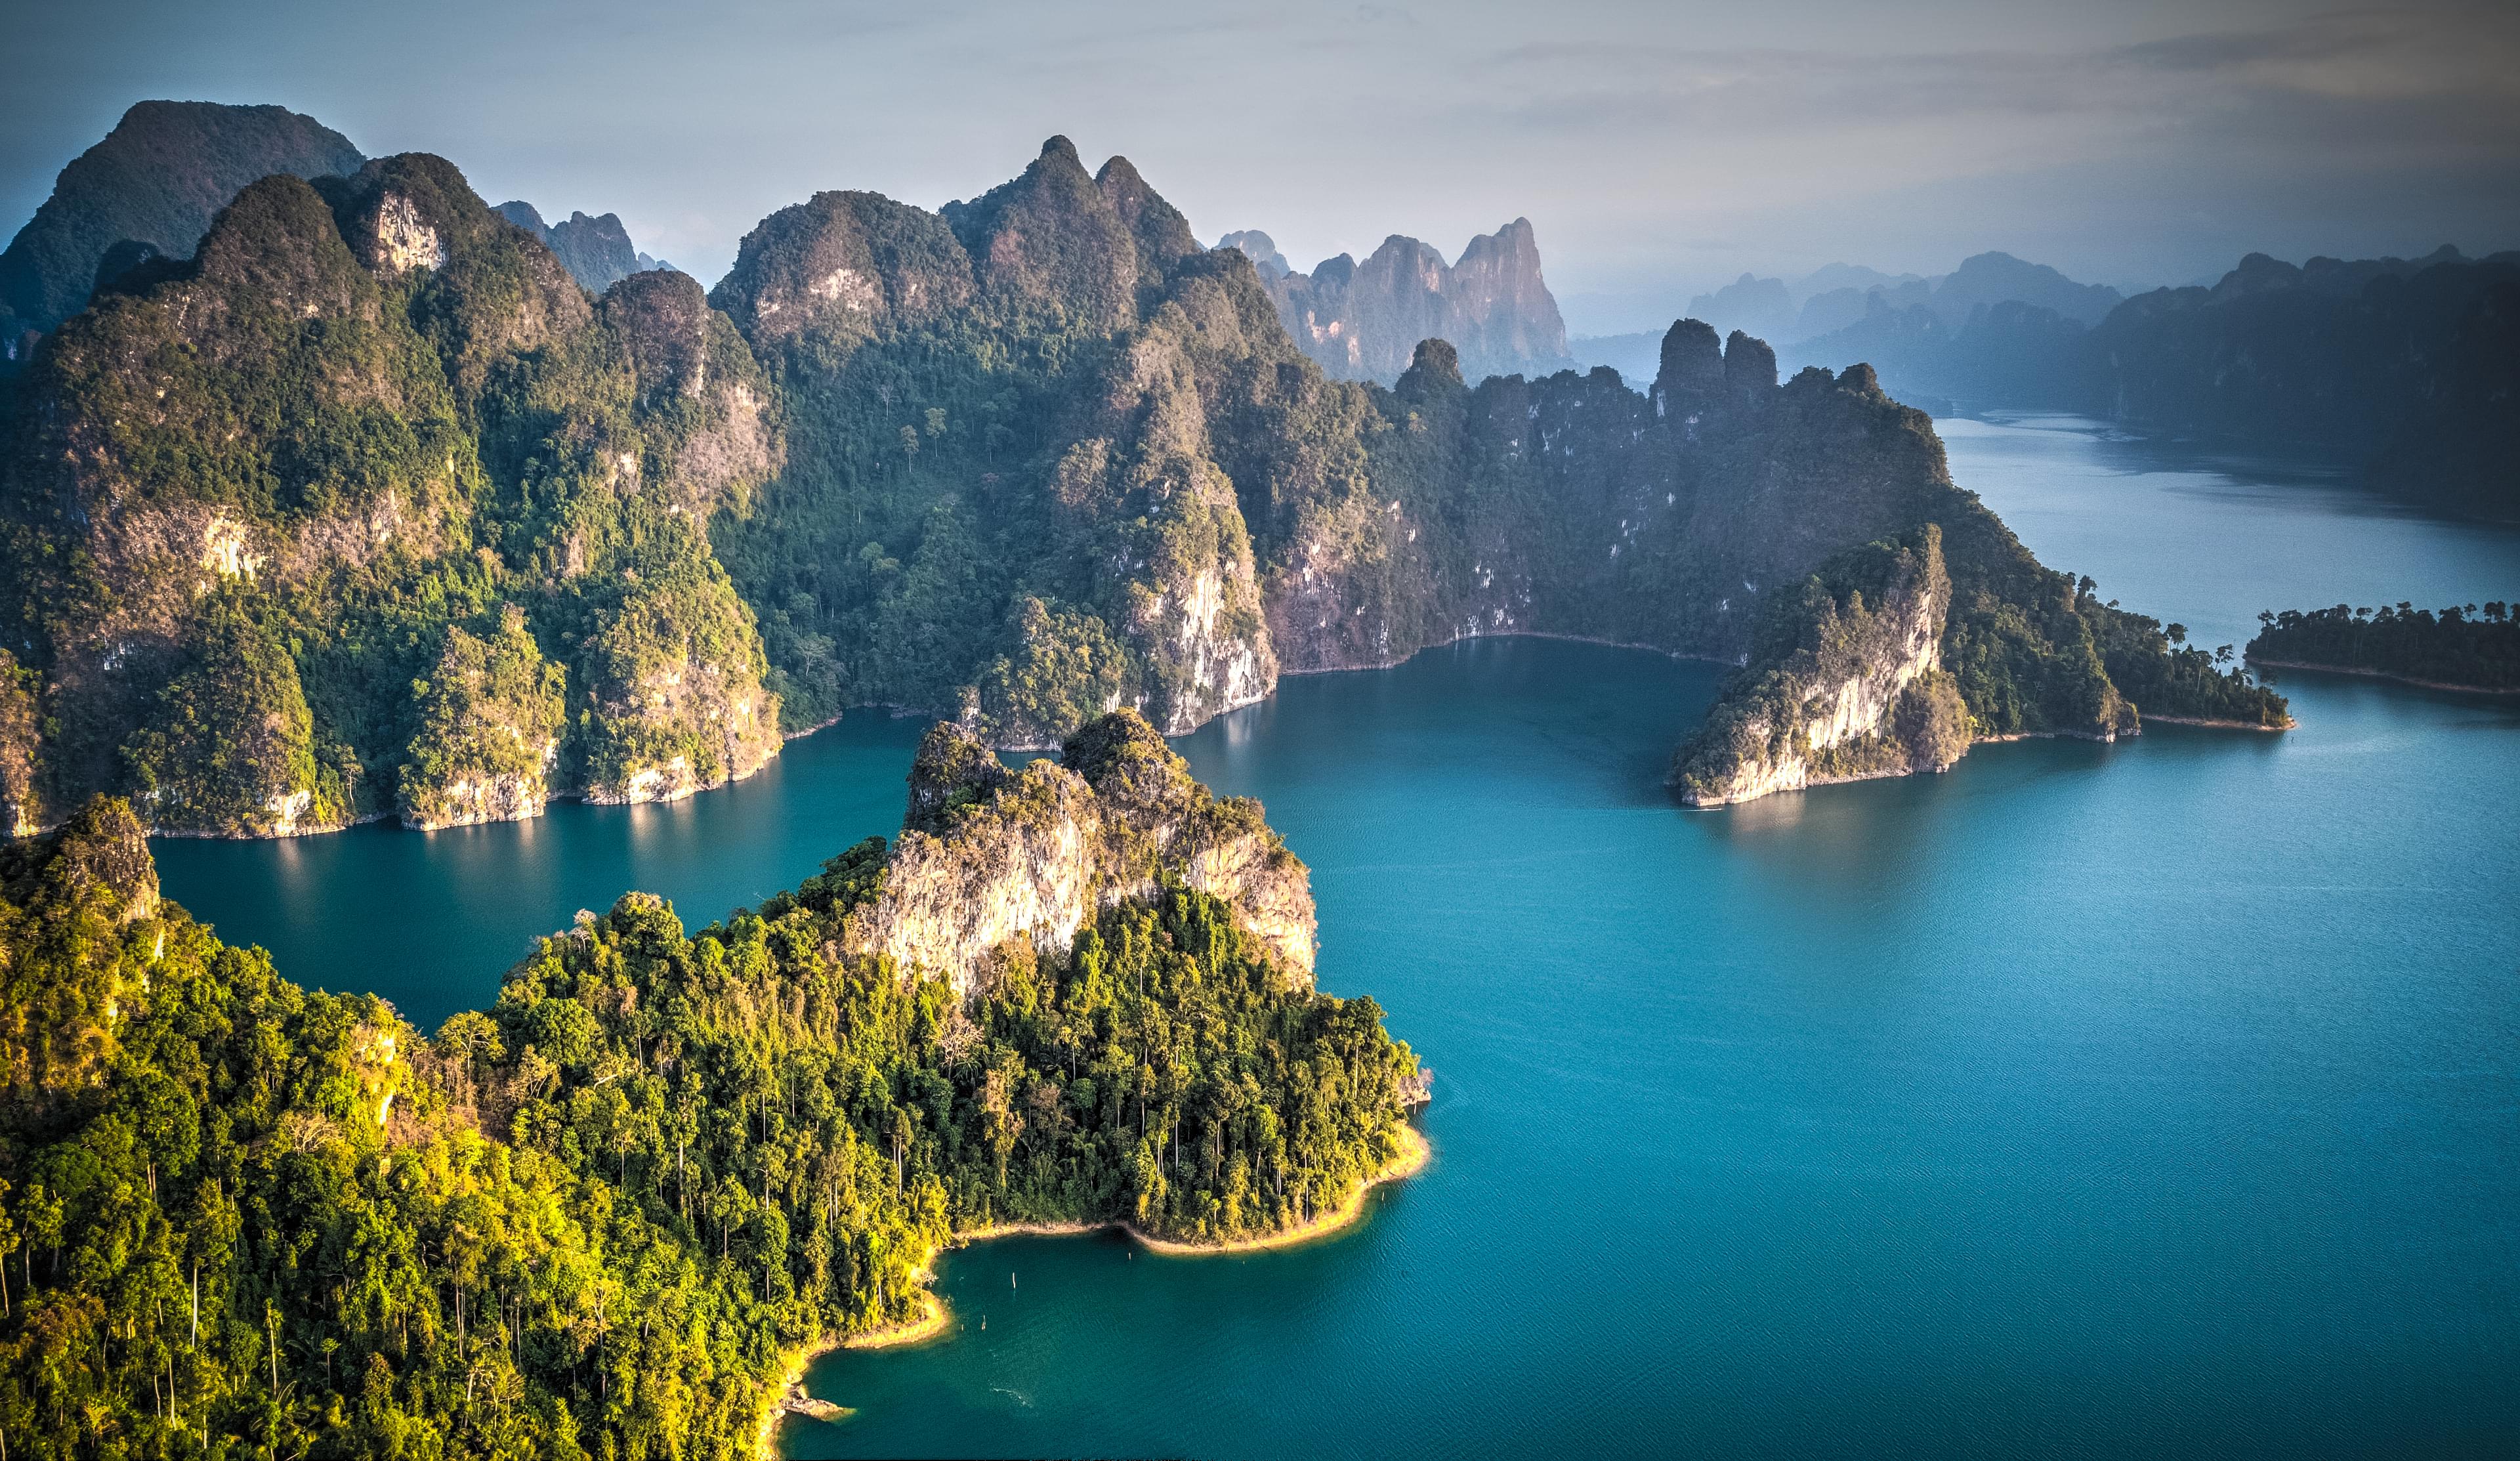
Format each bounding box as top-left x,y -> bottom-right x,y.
846,713 -> 1314,999
1232,219 -> 1572,385
710,138 -> 1282,750
0,101 -> 365,356
1670,528 -> 1967,806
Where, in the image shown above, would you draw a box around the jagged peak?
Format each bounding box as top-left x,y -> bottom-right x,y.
940,135 -> 1138,322
1399,337 -> 1465,394
1724,329 -> 1778,400
1097,154 -> 1199,276
1654,318 -> 1725,406
905,720 -> 1013,835
314,152 -> 498,274
1059,708 -> 1185,805
185,173 -> 370,316
710,188 -> 974,343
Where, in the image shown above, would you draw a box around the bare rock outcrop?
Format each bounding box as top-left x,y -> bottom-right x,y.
846,713 -> 1314,1000
1671,526 -> 1969,807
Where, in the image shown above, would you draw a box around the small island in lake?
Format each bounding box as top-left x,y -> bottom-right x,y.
2248,601 -> 2519,692
0,710 -> 1426,1457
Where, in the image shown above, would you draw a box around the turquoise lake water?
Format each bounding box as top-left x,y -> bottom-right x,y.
152,416 -> 2520,1458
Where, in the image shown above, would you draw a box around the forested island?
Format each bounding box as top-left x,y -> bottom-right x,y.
0,104 -> 2301,834
0,711 -> 1425,1456
2248,601 -> 2518,692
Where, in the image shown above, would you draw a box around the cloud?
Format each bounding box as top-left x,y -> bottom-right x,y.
3,0 -> 2513,327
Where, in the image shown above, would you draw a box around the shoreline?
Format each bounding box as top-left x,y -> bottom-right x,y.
953,1123 -> 1433,1258
2248,658 -> 2517,696
840,1289 -> 950,1351
761,1123 -> 1431,1457
752,1334 -> 851,1456
2143,713 -> 2292,730
78,634 -> 1733,845
1279,629 -> 1735,679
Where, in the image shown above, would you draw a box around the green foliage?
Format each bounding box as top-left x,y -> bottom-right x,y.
120,593 -> 352,836
400,606 -> 568,826
2248,600 -> 2517,691
0,778 -> 1418,1457
1,156 -> 780,834
978,597 -> 1142,747
2092,603 -> 2291,725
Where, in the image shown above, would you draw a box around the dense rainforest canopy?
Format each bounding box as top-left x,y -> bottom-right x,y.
2249,601 -> 2517,691
0,712 -> 1421,1458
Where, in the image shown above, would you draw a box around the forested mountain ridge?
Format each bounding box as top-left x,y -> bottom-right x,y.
0,152 -> 781,836
0,120 -> 2288,831
0,718 -> 1422,1456
0,101 -> 366,359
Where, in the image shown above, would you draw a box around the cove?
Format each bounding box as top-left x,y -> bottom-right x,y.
149,417 -> 2520,1458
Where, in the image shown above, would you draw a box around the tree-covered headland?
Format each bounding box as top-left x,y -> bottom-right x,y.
2248,601 -> 2518,691
0,712 -> 1423,1457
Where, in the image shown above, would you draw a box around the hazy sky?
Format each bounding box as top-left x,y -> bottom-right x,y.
7,0 -> 2517,334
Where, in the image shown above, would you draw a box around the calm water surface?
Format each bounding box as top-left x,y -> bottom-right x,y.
154,417 -> 2520,1458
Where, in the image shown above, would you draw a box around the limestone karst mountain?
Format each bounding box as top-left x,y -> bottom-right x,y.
0,150 -> 781,836
0,100 -> 364,360
0,119 -> 2284,834
1224,219 -> 1573,384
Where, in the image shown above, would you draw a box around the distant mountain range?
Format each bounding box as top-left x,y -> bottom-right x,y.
492,201 -> 672,291
1570,244 -> 2517,518
1,101 -> 667,368
1220,222 -> 1572,385
1571,252 -> 2127,389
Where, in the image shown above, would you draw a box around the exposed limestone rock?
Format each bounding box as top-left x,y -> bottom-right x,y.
399,610 -> 567,830
1671,526 -> 1969,806
846,713 -> 1314,1000
368,192 -> 446,274
579,647 -> 780,807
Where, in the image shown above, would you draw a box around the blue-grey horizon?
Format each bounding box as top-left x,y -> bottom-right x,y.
7,0 -> 2515,336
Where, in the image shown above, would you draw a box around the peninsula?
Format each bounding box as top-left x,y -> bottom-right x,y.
0,711 -> 1425,1456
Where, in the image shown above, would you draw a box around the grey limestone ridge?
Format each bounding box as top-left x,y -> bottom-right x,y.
492,200 -> 666,291
849,711 -> 1317,1000
1222,219 -> 1574,384
1668,526 -> 1969,806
